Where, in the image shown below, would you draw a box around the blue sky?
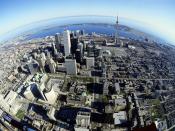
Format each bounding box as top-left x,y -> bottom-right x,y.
0,0 -> 175,44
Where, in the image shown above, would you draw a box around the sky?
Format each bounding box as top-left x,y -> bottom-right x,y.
0,0 -> 175,44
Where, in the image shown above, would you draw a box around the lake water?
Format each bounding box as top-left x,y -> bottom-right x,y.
26,23 -> 146,41
0,16 -> 166,44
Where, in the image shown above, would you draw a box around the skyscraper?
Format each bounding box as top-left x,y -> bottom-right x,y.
30,83 -> 46,101
65,59 -> 77,75
47,58 -> 56,73
86,57 -> 94,69
43,86 -> 57,105
27,60 -> 39,75
62,30 -> 71,56
115,16 -> 119,45
55,33 -> 61,51
37,52 -> 46,72
75,42 -> 84,63
71,37 -> 78,55
77,42 -> 83,55
52,42 -> 58,56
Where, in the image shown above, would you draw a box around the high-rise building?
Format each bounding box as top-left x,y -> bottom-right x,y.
30,83 -> 46,101
71,37 -> 78,55
27,60 -> 39,75
47,107 -> 56,121
41,52 -> 46,60
37,53 -> 46,72
55,33 -> 61,51
48,58 -> 56,73
86,57 -> 94,69
43,86 -> 57,105
62,30 -> 71,56
75,42 -> 84,63
94,46 -> 102,57
75,49 -> 81,63
23,85 -> 35,101
65,59 -> 77,75
87,45 -> 94,57
52,42 -> 58,56
78,42 -> 83,55
46,50 -> 51,59
115,16 -> 119,46
80,30 -> 85,35
75,111 -> 91,128
32,52 -> 38,59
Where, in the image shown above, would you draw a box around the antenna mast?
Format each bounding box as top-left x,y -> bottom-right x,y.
115,15 -> 119,46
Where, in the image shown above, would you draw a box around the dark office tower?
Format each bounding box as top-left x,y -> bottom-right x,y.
102,39 -> 107,46
75,42 -> 84,63
55,33 -> 59,44
94,46 -> 102,57
71,37 -> 78,55
70,32 -> 74,38
32,52 -> 37,60
45,50 -> 51,59
75,49 -> 81,63
60,44 -> 65,54
52,42 -> 58,56
55,33 -> 61,51
80,30 -> 85,35
74,30 -> 79,37
30,83 -> 46,100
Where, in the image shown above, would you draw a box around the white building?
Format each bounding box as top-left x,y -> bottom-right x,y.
23,85 -> 35,101
57,63 -> 66,72
74,128 -> 89,131
23,73 -> 48,101
65,59 -> 77,75
114,98 -> 126,107
31,73 -> 48,84
44,86 -> 57,105
37,53 -> 46,72
24,83 -> 46,101
114,82 -> 120,94
113,111 -> 127,125
47,107 -> 56,121
48,58 -> 56,73
128,45 -> 135,50
86,57 -> 94,69
75,111 -> 90,129
24,73 -> 58,105
0,90 -> 22,115
62,30 -> 71,56
102,50 -> 111,57
155,119 -> 167,131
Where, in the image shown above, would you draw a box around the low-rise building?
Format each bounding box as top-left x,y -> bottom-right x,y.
113,111 -> 127,125
86,57 -> 94,69
75,111 -> 91,130
0,90 -> 23,115
155,119 -> 167,131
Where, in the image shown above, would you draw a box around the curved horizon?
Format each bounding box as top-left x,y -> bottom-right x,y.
0,15 -> 170,44
0,0 -> 174,44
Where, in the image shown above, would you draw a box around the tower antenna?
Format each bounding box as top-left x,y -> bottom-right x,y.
115,15 -> 119,46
